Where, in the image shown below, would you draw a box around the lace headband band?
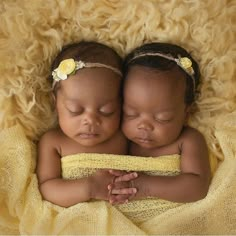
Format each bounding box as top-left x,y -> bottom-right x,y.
128,52 -> 196,91
52,59 -> 122,89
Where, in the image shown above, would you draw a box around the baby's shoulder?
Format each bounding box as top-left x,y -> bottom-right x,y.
181,126 -> 205,139
179,126 -> 207,147
39,128 -> 64,148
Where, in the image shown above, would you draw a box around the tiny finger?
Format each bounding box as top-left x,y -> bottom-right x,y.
109,195 -> 130,205
114,172 -> 138,182
111,187 -> 137,195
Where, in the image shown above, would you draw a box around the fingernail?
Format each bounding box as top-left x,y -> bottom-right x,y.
133,172 -> 138,177
133,188 -> 137,193
125,199 -> 129,203
108,185 -> 111,190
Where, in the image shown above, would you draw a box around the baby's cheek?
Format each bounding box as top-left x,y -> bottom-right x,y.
122,120 -> 133,136
104,117 -> 120,132
158,126 -> 177,142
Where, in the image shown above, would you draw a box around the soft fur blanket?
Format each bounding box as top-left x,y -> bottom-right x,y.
0,0 -> 236,234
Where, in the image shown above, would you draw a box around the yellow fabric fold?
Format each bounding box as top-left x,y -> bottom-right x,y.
1,124 -> 236,234
62,153 -> 182,225
62,153 -> 180,176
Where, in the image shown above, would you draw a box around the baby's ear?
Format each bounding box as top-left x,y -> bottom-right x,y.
184,105 -> 192,121
52,93 -> 56,104
51,92 -> 57,110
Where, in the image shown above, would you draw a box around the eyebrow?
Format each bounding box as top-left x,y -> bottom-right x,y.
64,97 -> 79,102
59,89 -> 78,101
124,104 -> 175,113
63,96 -> 119,106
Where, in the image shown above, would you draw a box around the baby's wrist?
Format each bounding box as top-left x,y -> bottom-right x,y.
133,174 -> 150,199
87,176 -> 95,200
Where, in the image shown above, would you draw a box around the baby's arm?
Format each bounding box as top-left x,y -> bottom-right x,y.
37,130 -> 137,207
110,128 -> 211,203
37,131 -> 93,207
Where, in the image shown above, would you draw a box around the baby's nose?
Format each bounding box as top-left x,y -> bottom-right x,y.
82,112 -> 100,126
137,120 -> 153,131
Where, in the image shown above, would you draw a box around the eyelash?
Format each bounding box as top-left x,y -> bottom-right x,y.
124,112 -> 172,124
68,110 -> 83,116
154,118 -> 172,123
99,110 -> 115,116
124,113 -> 138,119
67,108 -> 115,117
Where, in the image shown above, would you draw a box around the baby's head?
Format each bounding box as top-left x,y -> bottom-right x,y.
122,42 -> 200,149
50,41 -> 123,147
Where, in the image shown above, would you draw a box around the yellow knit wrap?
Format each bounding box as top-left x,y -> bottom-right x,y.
62,153 -> 182,224
0,125 -> 236,234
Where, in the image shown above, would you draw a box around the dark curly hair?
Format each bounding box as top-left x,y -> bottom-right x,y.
50,41 -> 123,91
123,42 -> 200,105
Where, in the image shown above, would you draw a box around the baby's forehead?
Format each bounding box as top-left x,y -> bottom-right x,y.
58,81 -> 120,106
128,65 -> 185,79
124,67 -> 186,106
126,67 -> 186,91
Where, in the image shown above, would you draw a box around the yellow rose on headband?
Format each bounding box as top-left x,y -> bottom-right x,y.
179,57 -> 192,69
53,59 -> 76,81
52,59 -> 87,81
58,59 -> 76,75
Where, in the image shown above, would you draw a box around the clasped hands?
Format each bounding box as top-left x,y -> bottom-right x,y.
89,169 -> 139,205
108,169 -> 138,204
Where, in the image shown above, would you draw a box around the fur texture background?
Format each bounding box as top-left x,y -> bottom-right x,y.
0,0 -> 235,162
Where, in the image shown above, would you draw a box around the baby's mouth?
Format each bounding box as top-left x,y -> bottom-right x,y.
135,137 -> 153,144
79,133 -> 99,139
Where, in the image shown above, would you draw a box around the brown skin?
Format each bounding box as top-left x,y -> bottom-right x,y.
37,67 -> 137,207
110,66 -> 211,203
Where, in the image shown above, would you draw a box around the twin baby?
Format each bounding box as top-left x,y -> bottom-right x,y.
37,41 -> 211,207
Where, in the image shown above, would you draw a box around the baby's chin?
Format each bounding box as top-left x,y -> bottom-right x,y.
132,138 -> 158,149
74,134 -> 114,148
73,135 -> 103,147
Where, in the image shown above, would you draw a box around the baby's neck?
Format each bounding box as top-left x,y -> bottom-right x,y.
129,142 -> 181,158
60,129 -> 128,157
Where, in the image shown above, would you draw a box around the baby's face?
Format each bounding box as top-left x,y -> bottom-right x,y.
122,66 -> 188,149
56,67 -> 121,147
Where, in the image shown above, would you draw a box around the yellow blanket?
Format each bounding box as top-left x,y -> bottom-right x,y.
62,152 -> 182,225
1,124 -> 236,235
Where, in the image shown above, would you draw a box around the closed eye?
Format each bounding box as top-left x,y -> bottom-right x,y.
123,112 -> 139,119
154,118 -> 172,123
67,108 -> 83,116
99,110 -> 115,117
99,102 -> 119,117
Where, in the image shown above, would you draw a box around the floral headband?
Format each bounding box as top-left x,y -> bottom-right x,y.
129,52 -> 196,91
52,58 -> 122,88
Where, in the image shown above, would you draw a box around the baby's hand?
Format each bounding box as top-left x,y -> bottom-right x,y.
108,170 -> 138,205
89,169 -> 116,201
89,170 -> 137,202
